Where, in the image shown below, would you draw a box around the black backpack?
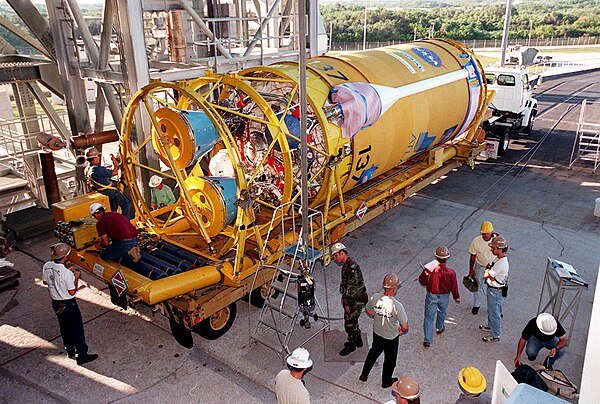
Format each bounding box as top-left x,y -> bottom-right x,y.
511,364 -> 549,392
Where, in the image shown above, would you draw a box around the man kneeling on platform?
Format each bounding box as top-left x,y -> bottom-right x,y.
90,203 -> 141,262
514,313 -> 567,370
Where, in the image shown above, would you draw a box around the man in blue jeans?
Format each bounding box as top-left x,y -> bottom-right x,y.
90,203 -> 141,262
419,246 -> 460,349
514,313 -> 567,370
480,236 -> 509,343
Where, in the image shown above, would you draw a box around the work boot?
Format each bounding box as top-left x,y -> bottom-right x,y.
354,335 -> 363,348
77,353 -> 98,366
472,306 -> 480,315
339,343 -> 356,356
382,377 -> 398,388
128,246 -> 141,263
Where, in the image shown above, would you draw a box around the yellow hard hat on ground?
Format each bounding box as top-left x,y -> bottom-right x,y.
480,221 -> 494,233
458,366 -> 486,394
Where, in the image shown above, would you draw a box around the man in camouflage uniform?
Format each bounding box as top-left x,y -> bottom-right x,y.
331,242 -> 368,356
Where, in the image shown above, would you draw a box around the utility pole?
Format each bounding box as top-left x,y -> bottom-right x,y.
362,0 -> 367,50
500,0 -> 513,67
528,20 -> 533,47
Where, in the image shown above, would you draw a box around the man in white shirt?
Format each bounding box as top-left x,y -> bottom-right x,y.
275,347 -> 312,404
480,237 -> 509,343
468,221 -> 498,315
360,274 -> 409,388
42,243 -> 98,366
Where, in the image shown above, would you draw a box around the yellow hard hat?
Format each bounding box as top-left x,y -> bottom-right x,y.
458,366 -> 486,394
480,221 -> 494,233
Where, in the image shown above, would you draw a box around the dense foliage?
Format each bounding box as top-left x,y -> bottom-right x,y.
321,0 -> 600,42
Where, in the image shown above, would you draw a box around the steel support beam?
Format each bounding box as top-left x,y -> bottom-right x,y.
64,0 -> 123,130
244,0 -> 282,57
178,0 -> 233,60
7,0 -> 56,60
45,0 -> 91,136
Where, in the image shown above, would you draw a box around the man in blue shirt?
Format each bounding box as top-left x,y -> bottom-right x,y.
84,147 -> 132,219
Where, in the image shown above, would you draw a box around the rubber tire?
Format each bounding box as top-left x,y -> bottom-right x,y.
523,108 -> 537,134
193,302 -> 237,340
497,128 -> 510,156
248,279 -> 281,308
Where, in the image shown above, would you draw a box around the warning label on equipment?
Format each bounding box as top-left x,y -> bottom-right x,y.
111,270 -> 128,297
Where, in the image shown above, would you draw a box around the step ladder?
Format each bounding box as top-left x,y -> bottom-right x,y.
569,99 -> 600,173
250,202 -> 330,358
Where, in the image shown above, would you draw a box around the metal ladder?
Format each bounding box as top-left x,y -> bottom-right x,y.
250,202 -> 330,358
569,99 -> 600,173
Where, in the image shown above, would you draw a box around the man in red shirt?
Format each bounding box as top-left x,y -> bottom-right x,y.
419,246 -> 460,348
90,203 -> 141,262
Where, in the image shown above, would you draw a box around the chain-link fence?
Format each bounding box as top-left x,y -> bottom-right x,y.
330,36 -> 600,51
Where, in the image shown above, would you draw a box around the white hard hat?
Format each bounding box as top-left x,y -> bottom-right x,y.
89,202 -> 105,215
149,175 -> 162,188
330,242 -> 346,255
536,313 -> 557,335
286,347 -> 313,369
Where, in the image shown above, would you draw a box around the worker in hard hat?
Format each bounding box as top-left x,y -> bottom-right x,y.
480,236 -> 509,343
331,242 -> 368,356
148,175 -> 175,210
456,366 -> 491,403
84,146 -> 132,219
41,243 -> 98,366
468,221 -> 498,315
388,376 -> 420,404
90,202 -> 141,262
360,273 -> 408,388
275,347 -> 312,404
514,313 -> 567,370
418,246 -> 460,349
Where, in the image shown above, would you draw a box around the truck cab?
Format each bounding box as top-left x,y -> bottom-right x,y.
482,67 -> 538,156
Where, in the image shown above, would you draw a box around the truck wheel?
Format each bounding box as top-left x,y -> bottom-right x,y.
523,108 -> 537,134
249,276 -> 282,308
497,128 -> 510,156
193,302 -> 237,340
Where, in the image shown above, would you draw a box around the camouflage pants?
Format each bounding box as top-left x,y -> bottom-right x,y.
344,303 -> 365,343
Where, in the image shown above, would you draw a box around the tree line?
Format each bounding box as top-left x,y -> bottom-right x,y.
320,0 -> 600,43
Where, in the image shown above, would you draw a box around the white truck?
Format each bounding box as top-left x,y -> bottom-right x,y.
482,67 -> 538,156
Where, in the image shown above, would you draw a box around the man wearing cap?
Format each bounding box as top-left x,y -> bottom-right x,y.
275,347 -> 312,404
456,366 -> 491,403
360,273 -> 409,388
468,221 -> 498,315
84,146 -> 132,219
514,313 -> 567,370
149,175 -> 176,210
419,246 -> 460,348
385,376 -> 420,404
480,236 -> 509,342
331,242 -> 368,356
42,243 -> 98,366
90,203 -> 141,262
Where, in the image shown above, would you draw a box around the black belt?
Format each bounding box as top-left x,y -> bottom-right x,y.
487,284 -> 503,290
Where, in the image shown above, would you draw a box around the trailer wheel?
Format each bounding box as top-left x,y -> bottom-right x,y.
497,128 -> 510,156
249,277 -> 281,308
194,302 -> 237,340
523,108 -> 537,134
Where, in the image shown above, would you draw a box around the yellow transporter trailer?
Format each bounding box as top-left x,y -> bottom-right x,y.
55,39 -> 490,346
